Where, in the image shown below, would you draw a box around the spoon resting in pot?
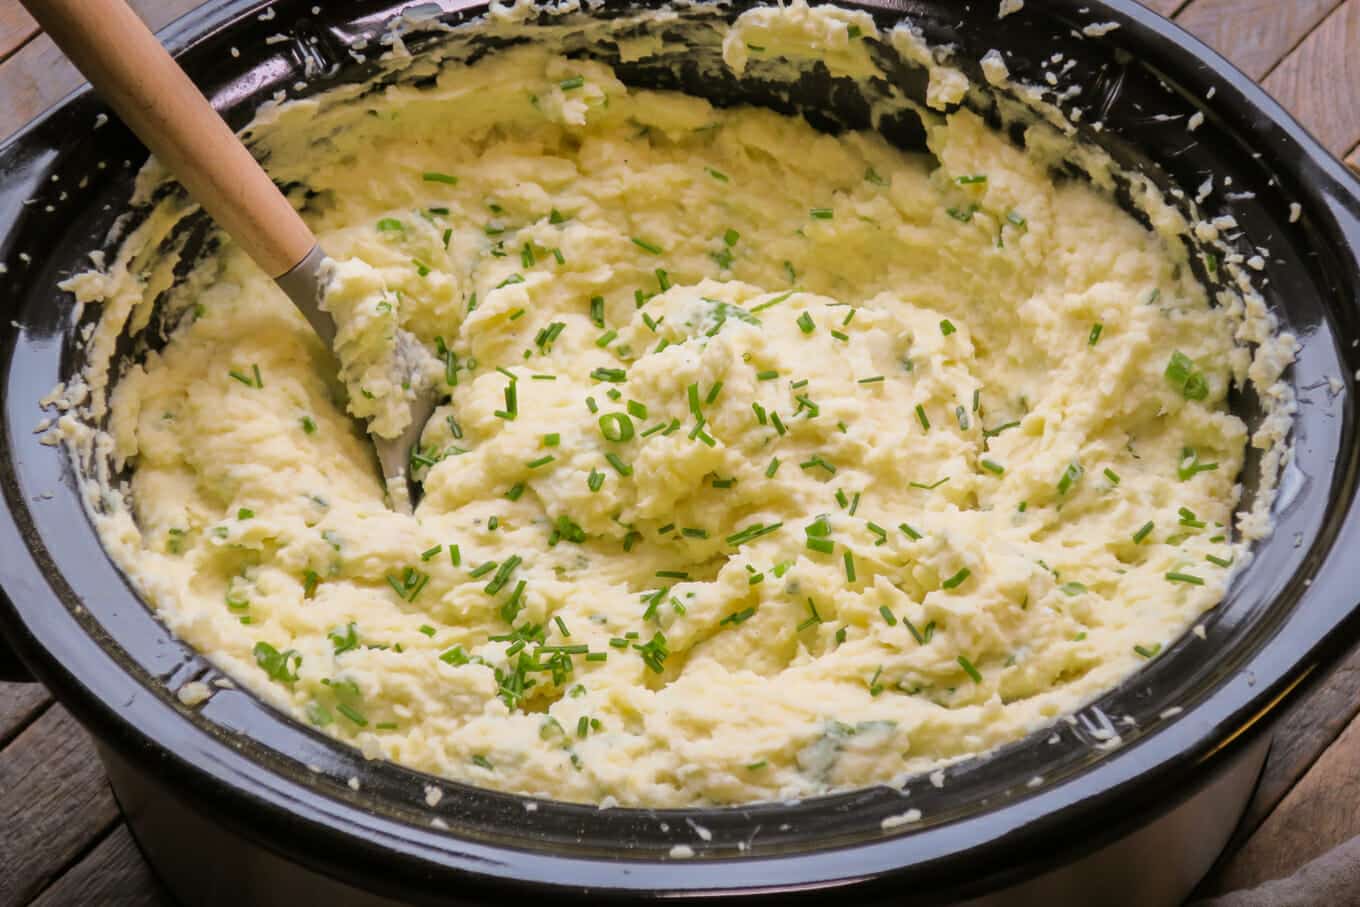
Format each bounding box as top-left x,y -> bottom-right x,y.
22,0 -> 437,514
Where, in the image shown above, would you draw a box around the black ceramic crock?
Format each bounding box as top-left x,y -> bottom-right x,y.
2,1 -> 1359,904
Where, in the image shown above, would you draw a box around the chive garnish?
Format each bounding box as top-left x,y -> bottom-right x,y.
631,237 -> 663,255
797,312 -> 815,333
1166,571 -> 1205,585
796,598 -> 823,632
980,459 -> 1005,475
506,482 -> 525,501
843,550 -> 857,582
1057,462 -> 1083,495
592,367 -> 627,383
421,544 -> 442,561
422,171 -> 458,184
1134,643 -> 1162,658
527,455 -> 556,469
559,75 -> 585,90
915,404 -> 930,431
605,453 -> 632,476
336,704 -> 368,727
377,217 -> 403,232
588,469 -> 605,492
720,607 -> 756,626
858,376 -> 884,384
941,568 -> 971,590
957,655 -> 983,683
810,208 -> 834,219
1132,521 -> 1154,544
1206,553 -> 1234,568
599,412 -> 634,442
940,319 -> 956,336
766,457 -> 781,478
756,369 -> 779,381
301,416 -> 317,434
725,522 -> 782,546
469,561 -> 497,579
1165,351 -> 1210,400
1089,324 -> 1103,345
1104,468 -> 1121,485
910,477 -> 948,490
706,167 -> 729,182
900,523 -> 922,540
449,544 -> 461,566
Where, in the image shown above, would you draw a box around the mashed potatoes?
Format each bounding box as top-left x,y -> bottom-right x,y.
57,2 -> 1290,807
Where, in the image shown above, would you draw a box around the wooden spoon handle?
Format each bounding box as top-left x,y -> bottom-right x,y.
22,0 -> 316,278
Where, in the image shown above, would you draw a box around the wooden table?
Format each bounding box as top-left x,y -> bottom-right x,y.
1,1 -> 1359,903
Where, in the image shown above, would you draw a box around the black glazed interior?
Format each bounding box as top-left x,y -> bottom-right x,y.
2,0 -> 1360,900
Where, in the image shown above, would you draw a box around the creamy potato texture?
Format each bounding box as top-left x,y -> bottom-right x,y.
59,4 -> 1287,807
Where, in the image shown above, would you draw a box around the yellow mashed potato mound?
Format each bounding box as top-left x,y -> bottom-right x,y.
66,7 -> 1274,807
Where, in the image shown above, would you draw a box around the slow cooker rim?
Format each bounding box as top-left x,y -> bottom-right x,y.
2,0 -> 1360,898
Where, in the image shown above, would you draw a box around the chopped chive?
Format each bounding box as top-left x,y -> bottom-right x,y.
1104,468 -> 1121,485
1057,462 -> 1083,495
598,412 -> 635,442
469,561 -> 498,579
631,237 -> 663,255
1165,351 -> 1210,401
766,457 -> 781,478
336,704 -> 368,727
421,544 -> 442,561
505,482 -> 526,502
725,522 -> 782,547
1132,521 -> 1154,544
900,523 -> 922,540
720,607 -> 756,626
300,416 -> 317,434
915,404 -> 930,431
591,368 -> 627,384
756,369 -> 779,381
956,406 -> 970,431
983,420 -> 1020,438
705,382 -> 724,405
942,567 -> 971,590
605,453 -> 632,476
422,171 -> 458,184
376,217 -> 404,232
806,537 -> 835,554
1206,553 -> 1234,568
770,412 -> 787,436
706,167 -> 729,182
940,319 -> 956,336
980,459 -> 1005,475
1166,571 -> 1205,585
559,75 -> 585,90
843,550 -> 857,582
858,376 -> 884,384
1089,323 -> 1103,345
527,455 -> 556,469
796,598 -> 823,631
957,655 -> 982,683
796,312 -> 815,333
1134,643 -> 1162,658
587,469 -> 605,492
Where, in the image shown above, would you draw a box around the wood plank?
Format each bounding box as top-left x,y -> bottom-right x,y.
1174,0 -> 1342,81
1234,641 -> 1360,835
1203,703 -> 1360,894
1261,0 -> 1360,157
1138,0 -> 1189,16
0,0 -> 38,64
28,824 -> 171,907
0,0 -> 206,144
0,681 -> 51,748
0,705 -> 120,904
